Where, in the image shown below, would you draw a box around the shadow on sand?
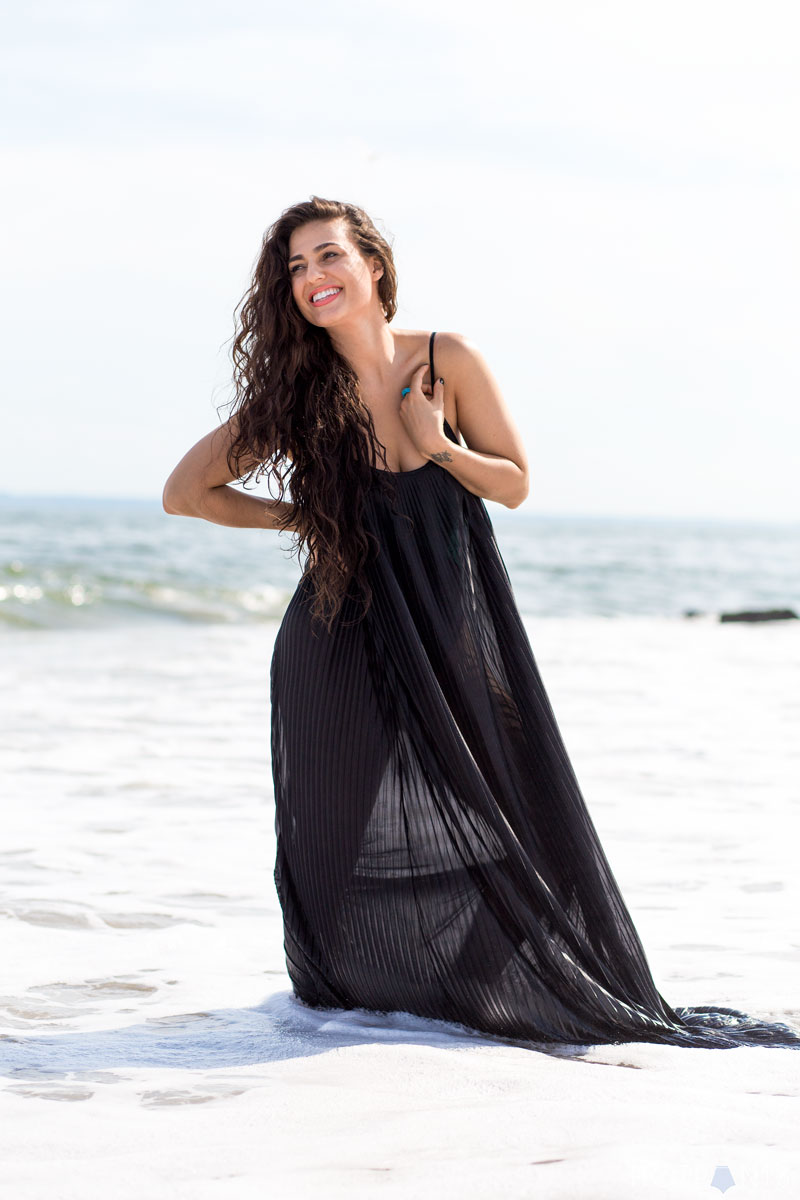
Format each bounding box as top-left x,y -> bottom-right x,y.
0,990 -> 596,1081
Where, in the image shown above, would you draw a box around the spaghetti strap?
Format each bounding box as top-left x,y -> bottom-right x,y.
429,330 -> 457,445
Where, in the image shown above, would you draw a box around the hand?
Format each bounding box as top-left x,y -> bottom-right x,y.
398,363 -> 447,457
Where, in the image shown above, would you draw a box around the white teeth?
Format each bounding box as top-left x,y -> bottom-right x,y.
312,288 -> 341,303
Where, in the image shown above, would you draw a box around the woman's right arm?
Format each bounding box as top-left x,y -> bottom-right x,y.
162,416 -> 295,532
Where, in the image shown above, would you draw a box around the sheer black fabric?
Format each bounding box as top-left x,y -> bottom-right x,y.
270,334 -> 799,1050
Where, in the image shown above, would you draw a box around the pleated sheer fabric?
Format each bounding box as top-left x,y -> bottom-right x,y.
270,350 -> 800,1051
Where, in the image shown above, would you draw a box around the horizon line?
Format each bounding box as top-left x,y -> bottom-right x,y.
0,491 -> 797,528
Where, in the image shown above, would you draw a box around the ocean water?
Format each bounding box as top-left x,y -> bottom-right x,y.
2,493 -> 800,1197
1,494 -> 799,629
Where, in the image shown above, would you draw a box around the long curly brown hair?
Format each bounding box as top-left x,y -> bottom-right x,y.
222,196 -> 406,635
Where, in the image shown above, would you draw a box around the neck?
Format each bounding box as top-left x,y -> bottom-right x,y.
326,313 -> 397,384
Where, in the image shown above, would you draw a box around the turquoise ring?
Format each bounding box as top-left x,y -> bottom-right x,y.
401,387 -> 411,397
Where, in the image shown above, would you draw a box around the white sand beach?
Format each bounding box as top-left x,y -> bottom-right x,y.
2,614 -> 799,1198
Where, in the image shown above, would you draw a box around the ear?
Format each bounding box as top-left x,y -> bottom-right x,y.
371,258 -> 384,282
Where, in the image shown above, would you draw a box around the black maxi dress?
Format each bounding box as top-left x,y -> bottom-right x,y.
270,332 -> 799,1050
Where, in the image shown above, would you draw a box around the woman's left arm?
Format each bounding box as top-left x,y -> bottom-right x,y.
404,333 -> 530,508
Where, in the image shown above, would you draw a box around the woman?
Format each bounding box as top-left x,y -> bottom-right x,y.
164,196 -> 799,1050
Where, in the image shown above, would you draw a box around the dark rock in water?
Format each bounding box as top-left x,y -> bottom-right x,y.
683,609 -> 705,618
719,608 -> 798,623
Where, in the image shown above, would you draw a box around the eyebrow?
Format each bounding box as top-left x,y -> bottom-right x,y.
287,241 -> 342,264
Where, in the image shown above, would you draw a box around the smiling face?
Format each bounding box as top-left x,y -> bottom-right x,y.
287,218 -> 384,326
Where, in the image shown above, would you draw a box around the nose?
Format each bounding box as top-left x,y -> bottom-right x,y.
307,259 -> 326,283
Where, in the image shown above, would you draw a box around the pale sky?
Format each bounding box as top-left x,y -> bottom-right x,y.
2,0 -> 799,519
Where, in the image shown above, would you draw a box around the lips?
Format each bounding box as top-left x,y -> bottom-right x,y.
310,287 -> 342,306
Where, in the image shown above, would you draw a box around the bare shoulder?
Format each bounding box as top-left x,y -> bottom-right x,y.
431,329 -> 486,369
430,330 -> 494,388
389,326 -> 454,366
432,331 -> 528,476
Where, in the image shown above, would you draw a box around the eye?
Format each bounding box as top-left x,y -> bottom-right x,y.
289,250 -> 337,276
